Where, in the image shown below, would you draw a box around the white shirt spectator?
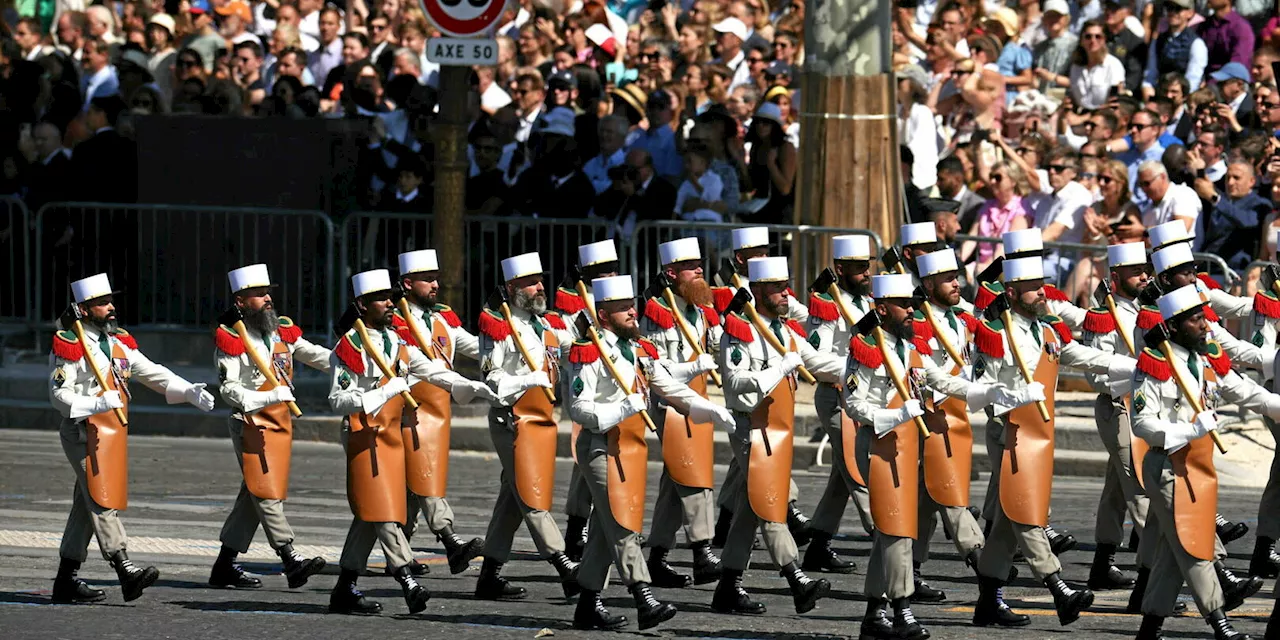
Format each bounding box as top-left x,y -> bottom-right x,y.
308,37 -> 343,87
514,105 -> 543,143
1141,182 -> 1202,228
716,50 -> 750,92
1069,54 -> 1126,109
1034,180 -> 1093,243
480,81 -> 512,113
675,171 -> 726,222
81,65 -> 119,109
583,148 -> 626,194
900,102 -> 939,190
300,8 -> 344,42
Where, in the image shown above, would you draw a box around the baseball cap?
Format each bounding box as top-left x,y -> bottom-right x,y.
548,69 -> 577,90
149,13 -> 176,34
1210,61 -> 1251,83
764,60 -> 791,79
535,107 -> 576,138
1043,0 -> 1071,16
712,17 -> 748,42
189,0 -> 211,14
214,0 -> 252,22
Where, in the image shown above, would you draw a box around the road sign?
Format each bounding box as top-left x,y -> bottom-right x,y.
427,38 -> 499,66
421,0 -> 505,37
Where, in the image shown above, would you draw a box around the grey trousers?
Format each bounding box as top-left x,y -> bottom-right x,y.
58,420 -> 127,562
219,420 -> 295,553
854,425 -> 914,599
1256,416 -> 1280,539
914,478 -> 985,564
977,417 -> 1060,582
338,426 -> 415,572
647,405 -> 715,549
720,417 -> 799,571
1140,450 -> 1225,617
565,453 -> 594,519
809,384 -> 876,536
1094,395 -> 1149,546
575,429 -> 651,591
404,493 -> 454,541
481,414 -> 566,562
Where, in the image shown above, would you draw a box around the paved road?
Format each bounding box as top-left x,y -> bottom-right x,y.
0,429 -> 1273,639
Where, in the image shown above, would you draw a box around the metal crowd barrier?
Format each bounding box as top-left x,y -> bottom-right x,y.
0,196 -> 32,326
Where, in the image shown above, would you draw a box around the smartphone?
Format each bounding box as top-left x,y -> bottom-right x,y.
1108,85 -> 1122,99
1109,221 -> 1125,233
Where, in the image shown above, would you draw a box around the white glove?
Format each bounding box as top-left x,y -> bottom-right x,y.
496,371 -> 552,400
265,386 -> 296,406
688,396 -> 736,432
452,379 -> 498,405
991,382 -> 1046,411
872,399 -> 923,437
965,383 -> 995,411
694,353 -> 717,373
1106,358 -> 1136,397
781,351 -> 804,374
664,354 -> 718,383
361,377 -> 410,415
96,390 -> 124,413
592,393 -> 648,433
187,383 -> 215,412
1193,411 -> 1218,437
623,393 -> 647,416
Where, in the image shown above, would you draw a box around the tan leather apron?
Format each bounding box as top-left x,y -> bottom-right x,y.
405,314 -> 453,498
345,346 -> 409,524
662,328 -> 714,489
84,341 -> 130,511
608,347 -> 651,533
840,408 -> 867,486
921,362 -> 973,508
748,335 -> 796,524
241,339 -> 294,500
870,349 -> 922,539
999,325 -> 1058,527
1171,366 -> 1219,561
1125,395 -> 1149,490
513,326 -> 561,511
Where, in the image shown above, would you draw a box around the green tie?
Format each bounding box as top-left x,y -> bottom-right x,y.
895,339 -> 906,365
422,307 -> 432,325
945,308 -> 958,334
852,296 -> 864,312
1188,353 -> 1200,382
98,331 -> 111,358
683,303 -> 699,327
619,339 -> 635,365
1030,320 -> 1042,347
769,318 -> 785,344
532,315 -> 546,336
382,329 -> 392,359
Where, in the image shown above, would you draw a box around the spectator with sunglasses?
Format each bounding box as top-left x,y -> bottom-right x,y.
1115,108 -> 1166,205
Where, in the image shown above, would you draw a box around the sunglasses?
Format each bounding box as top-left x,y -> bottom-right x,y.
1138,177 -> 1159,188
990,174 -> 1006,183
1047,164 -> 1073,173
1098,175 -> 1115,184
1082,33 -> 1105,40
1129,122 -> 1154,130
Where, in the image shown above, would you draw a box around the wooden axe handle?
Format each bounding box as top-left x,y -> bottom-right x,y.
742,302 -> 816,385
499,302 -> 557,403
234,319 -> 303,417
353,318 -> 419,409
661,287 -> 722,387
1104,295 -> 1136,356
73,319 -> 129,426
873,326 -> 930,439
1000,310 -> 1051,422
1156,341 -> 1227,454
587,327 -> 656,432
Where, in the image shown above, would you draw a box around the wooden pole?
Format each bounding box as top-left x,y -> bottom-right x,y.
353,318 -> 419,409
661,287 -> 721,387
73,320 -> 129,426
584,327 -> 656,432
434,66 -> 468,316
498,301 -> 557,403
1000,310 -> 1051,422
873,326 -> 930,439
1155,341 -> 1227,454
234,320 -> 303,417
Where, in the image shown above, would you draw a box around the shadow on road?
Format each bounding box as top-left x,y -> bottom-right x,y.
172,599 -> 331,615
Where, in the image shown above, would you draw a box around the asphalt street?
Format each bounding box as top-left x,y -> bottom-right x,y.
0,428 -> 1274,640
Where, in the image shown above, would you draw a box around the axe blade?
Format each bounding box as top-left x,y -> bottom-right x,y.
853,309 -> 881,336
560,264 -> 583,291
573,312 -> 592,338
486,286 -> 508,312
976,256 -> 1005,284
1138,280 -> 1163,306
1142,322 -> 1171,349
391,279 -> 407,303
912,286 -> 928,309
1094,278 -> 1112,303
810,267 -> 837,294
1264,263 -> 1280,293
725,288 -> 753,316
216,305 -> 245,328
983,289 -> 1011,322
334,303 -> 360,337
717,258 -> 738,287
881,247 -> 903,272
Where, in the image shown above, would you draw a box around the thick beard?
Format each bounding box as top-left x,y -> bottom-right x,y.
514,288 -> 548,315
412,290 -> 438,309
92,316 -> 119,334
367,307 -> 395,329
761,295 -> 789,318
614,323 -> 642,341
890,317 -> 914,341
676,277 -> 713,307
843,274 -> 870,298
1015,298 -> 1048,318
244,306 -> 280,337
1121,279 -> 1145,300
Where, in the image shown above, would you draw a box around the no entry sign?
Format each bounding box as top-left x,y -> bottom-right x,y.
421,0 -> 506,38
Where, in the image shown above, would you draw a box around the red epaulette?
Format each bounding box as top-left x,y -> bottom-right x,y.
786,319 -> 808,338
1204,304 -> 1220,323
390,313 -> 417,347
643,297 -> 675,329
1136,347 -> 1172,381
1043,284 -> 1070,302
637,338 -> 660,360
712,286 -> 735,314
1082,307 -> 1117,334
214,324 -> 246,356
1043,314 -> 1073,344
974,281 -> 1004,311
569,340 -> 599,364
912,335 -> 934,355
52,330 -> 84,361
554,287 -> 586,315
807,292 -> 840,322
957,310 -> 979,334
913,310 -> 935,343
434,304 -> 462,328
723,313 -> 754,342
849,334 -> 883,368
1136,306 -> 1162,330
1204,340 -> 1232,376
334,332 -> 365,375
700,304 -> 721,327
111,328 -> 138,350
1197,273 -> 1223,290
1256,290 -> 1280,319
544,311 -> 567,330
974,319 -> 1006,358
478,308 -> 511,341
277,316 -> 302,343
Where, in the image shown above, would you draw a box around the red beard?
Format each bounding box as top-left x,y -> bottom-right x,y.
677,277 -> 713,307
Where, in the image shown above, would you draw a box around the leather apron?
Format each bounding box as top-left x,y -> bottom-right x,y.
1000,325 -> 1058,527
608,346 -> 651,533
921,362 -> 973,508
1127,394 -> 1150,490
870,349 -> 922,539
1171,366 -> 1219,561
840,407 -> 867,486
84,341 -> 130,511
405,314 -> 453,498
661,328 -> 714,489
241,339 -> 294,500
748,335 -> 796,524
345,346 -> 409,524
512,327 -> 561,512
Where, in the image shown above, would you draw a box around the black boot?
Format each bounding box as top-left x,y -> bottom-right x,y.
631,582 -> 677,630
387,558 -> 429,576
1128,529 -> 1141,553
892,596 -> 931,640
1267,604 -> 1280,640
971,576 -> 1030,627
1206,608 -> 1252,640
1044,525 -> 1077,555
710,568 -> 766,615
393,564 -> 431,613
858,598 -> 894,640
474,557 -> 527,600
1136,614 -> 1165,640
209,546 -> 262,589
329,568 -> 382,615
780,561 -> 830,614
802,531 -> 856,574
646,547 -> 691,588
110,551 -> 158,602
1087,543 -> 1135,590
711,508 -> 732,549
51,558 -> 105,604
1044,572 -> 1094,626
912,562 -> 946,602
437,526 -> 484,575
564,515 -> 588,562
691,540 -> 723,585
548,552 -> 581,598
1216,514 -> 1249,545
278,544 -> 326,589
573,589 -> 628,630
1215,561 -> 1263,612
786,501 -> 813,547
1248,536 -> 1280,579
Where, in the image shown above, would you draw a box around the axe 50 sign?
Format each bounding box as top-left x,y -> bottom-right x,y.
427,38 -> 499,66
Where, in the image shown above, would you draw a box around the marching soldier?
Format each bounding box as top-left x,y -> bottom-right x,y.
49,273 -> 216,603
997,229 -> 1087,330
970,257 -> 1137,627
476,252 -> 581,600
713,257 -> 844,615
1130,284 -> 1280,640
1248,230 -> 1280,577
210,264 -> 331,590
1147,221 -> 1253,322
327,269 -> 496,615
567,275 -> 732,630
393,250 -> 488,575
639,238 -> 725,587
898,222 -> 940,281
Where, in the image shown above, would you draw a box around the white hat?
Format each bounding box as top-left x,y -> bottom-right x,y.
1152,243 -> 1193,275
501,252 -> 544,281
712,17 -> 748,42
351,269 -> 392,298
658,238 -> 702,265
1147,221 -> 1191,250
901,222 -> 937,247
578,240 -> 618,268
71,273 -> 116,304
228,264 -> 272,293
731,227 -> 770,251
1158,284 -> 1206,320
1043,0 -> 1070,16
149,12 -> 176,34
1003,228 -> 1043,255
1107,242 -> 1147,268
872,273 -> 915,299
747,256 -> 789,283
916,249 -> 959,278
1002,256 -> 1044,283
398,249 -> 438,276
591,275 -> 634,303
832,235 -> 871,261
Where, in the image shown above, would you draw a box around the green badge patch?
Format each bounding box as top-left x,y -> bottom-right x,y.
1253,331 -> 1265,347
973,356 -> 986,378
731,346 -> 743,366
51,367 -> 66,387
1133,390 -> 1146,413
808,332 -> 821,349
339,370 -> 352,389
572,377 -> 585,396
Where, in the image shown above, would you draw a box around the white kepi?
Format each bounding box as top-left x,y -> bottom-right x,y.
658,237 -> 702,265
71,273 -> 117,304
351,269 -> 393,298
747,256 -> 788,282
592,275 -> 634,302
916,249 -> 959,278
732,226 -> 770,251
1003,228 -> 1043,255
399,249 -> 439,275
1151,244 -> 1193,275
1158,283 -> 1207,320
579,240 -> 618,268
872,273 -> 915,299
1002,256 -> 1044,283
901,222 -> 937,247
501,252 -> 544,282
1107,242 -> 1147,268
1148,221 -> 1192,251
833,235 -> 872,261
228,264 -> 273,294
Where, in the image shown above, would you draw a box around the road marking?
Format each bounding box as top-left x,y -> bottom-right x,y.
942,604 -> 1274,619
